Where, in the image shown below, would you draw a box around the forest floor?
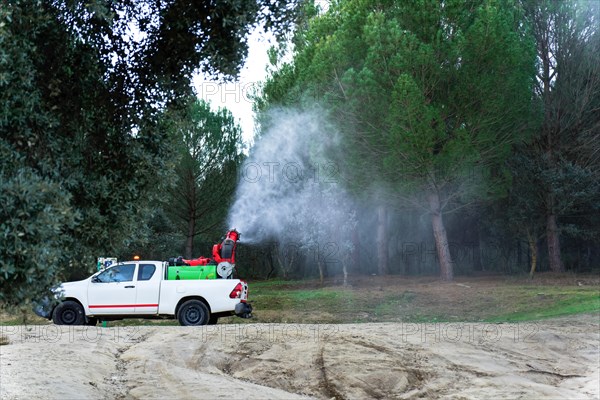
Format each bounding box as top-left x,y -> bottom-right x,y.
241,272 -> 600,324
1,273 -> 599,399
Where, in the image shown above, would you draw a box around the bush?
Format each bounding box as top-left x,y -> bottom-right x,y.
0,167 -> 76,307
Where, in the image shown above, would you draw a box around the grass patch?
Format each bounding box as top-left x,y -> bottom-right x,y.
250,279 -> 306,288
373,291 -> 416,316
0,308 -> 47,326
484,288 -> 600,322
0,317 -> 28,326
244,274 -> 600,324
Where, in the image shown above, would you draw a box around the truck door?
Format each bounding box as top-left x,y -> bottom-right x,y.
87,263 -> 137,314
134,263 -> 160,314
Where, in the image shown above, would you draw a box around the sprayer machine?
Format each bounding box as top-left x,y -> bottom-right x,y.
168,229 -> 240,280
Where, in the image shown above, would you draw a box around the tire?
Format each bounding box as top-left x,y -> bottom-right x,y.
52,300 -> 85,325
178,300 -> 210,326
208,315 -> 219,325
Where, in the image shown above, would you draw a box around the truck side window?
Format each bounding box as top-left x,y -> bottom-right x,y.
138,264 -> 156,281
96,264 -> 136,283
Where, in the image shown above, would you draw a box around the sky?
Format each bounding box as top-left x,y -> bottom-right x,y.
193,28 -> 276,145
192,1 -> 332,144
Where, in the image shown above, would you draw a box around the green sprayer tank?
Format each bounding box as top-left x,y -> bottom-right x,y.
167,265 -> 217,280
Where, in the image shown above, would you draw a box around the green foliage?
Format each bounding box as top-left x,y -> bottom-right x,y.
0,0 -> 301,305
1,1 -> 168,273
488,0 -> 600,272
0,165 -> 76,306
260,0 -> 537,279
273,0 -> 535,194
160,98 -> 244,258
499,149 -> 600,245
262,0 -> 537,205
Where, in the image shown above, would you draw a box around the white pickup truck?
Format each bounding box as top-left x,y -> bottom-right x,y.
34,260 -> 252,326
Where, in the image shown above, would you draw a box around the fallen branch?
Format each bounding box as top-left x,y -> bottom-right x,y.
525,364 -> 584,378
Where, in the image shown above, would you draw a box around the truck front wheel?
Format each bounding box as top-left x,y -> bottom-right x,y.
52,301 -> 85,325
178,300 -> 210,326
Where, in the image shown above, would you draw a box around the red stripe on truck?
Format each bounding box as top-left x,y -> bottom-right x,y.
89,304 -> 158,308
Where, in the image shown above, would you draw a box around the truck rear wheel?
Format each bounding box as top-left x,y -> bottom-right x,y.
178,300 -> 210,326
52,300 -> 85,325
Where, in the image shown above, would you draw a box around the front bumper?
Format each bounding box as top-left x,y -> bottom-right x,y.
235,302 -> 253,319
33,297 -> 53,319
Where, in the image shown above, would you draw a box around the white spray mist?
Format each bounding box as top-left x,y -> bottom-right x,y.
227,108 -> 357,263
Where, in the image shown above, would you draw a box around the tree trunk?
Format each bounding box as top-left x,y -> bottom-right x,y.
318,261 -> 325,285
266,245 -> 276,279
276,244 -> 296,279
546,213 -> 564,272
376,205 -> 388,275
185,181 -> 197,259
538,19 -> 564,274
428,192 -> 454,281
185,213 -> 195,259
351,227 -> 360,273
473,219 -> 483,271
527,231 -> 537,279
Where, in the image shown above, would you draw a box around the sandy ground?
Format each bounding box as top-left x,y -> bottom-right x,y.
1,313 -> 599,399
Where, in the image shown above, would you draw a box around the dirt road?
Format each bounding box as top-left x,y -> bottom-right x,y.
1,313 -> 598,399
